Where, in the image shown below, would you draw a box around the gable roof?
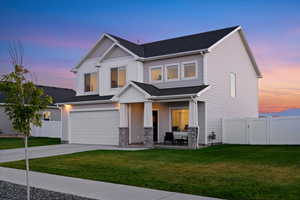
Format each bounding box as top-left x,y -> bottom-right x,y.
108,26 -> 239,58
131,81 -> 209,97
0,85 -> 76,105
74,26 -> 239,69
74,25 -> 262,78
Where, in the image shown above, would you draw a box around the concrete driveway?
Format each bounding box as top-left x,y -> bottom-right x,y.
0,144 -> 148,163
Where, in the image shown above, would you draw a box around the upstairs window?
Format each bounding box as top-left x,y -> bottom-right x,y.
150,66 -> 163,82
165,64 -> 179,81
84,72 -> 97,92
111,66 -> 126,88
230,72 -> 237,97
182,61 -> 197,79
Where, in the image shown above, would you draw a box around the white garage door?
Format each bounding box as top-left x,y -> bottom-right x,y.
70,110 -> 119,145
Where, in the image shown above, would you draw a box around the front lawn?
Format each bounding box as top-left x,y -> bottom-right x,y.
0,137 -> 61,150
1,145 -> 300,200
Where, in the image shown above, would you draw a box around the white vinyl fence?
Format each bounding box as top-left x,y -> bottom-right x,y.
222,116 -> 300,145
31,120 -> 62,138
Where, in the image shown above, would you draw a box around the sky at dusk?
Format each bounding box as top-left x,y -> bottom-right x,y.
0,0 -> 300,113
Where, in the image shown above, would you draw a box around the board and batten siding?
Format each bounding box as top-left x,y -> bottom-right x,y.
143,54 -> 204,88
198,31 -> 259,143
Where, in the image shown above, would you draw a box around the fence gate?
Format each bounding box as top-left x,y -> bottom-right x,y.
223,116 -> 300,145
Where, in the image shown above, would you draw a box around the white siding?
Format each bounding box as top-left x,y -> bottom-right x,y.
199,31 -> 259,143
102,46 -> 131,61
118,86 -> 146,103
99,57 -> 143,96
76,57 -> 100,96
88,37 -> 114,58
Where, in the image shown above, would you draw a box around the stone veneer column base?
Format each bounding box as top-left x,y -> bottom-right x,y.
144,127 -> 154,147
188,127 -> 198,149
119,127 -> 129,147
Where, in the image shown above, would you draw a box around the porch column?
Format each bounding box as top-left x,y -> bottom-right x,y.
188,99 -> 198,149
119,103 -> 129,147
143,101 -> 153,147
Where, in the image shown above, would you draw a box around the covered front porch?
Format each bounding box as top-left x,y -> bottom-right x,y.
118,100 -> 206,149
113,81 -> 209,149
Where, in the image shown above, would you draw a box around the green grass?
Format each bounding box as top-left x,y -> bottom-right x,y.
1,145 -> 300,200
0,137 -> 61,150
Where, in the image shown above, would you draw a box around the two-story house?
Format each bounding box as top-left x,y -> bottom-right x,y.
58,26 -> 262,149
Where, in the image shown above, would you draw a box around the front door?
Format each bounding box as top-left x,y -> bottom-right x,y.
152,110 -> 158,143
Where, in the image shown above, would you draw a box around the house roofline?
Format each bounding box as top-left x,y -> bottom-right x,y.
56,99 -> 114,106
71,33 -> 141,72
136,49 -> 209,62
0,103 -> 59,109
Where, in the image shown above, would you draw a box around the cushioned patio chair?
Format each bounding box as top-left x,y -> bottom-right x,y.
164,132 -> 174,145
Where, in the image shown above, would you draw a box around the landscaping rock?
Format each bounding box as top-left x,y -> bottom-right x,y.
0,181 -> 95,200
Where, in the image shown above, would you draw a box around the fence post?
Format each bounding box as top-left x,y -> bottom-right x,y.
221,118 -> 225,144
246,118 -> 251,144
267,117 -> 271,144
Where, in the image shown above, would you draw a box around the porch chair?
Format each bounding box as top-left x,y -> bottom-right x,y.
164,132 -> 174,145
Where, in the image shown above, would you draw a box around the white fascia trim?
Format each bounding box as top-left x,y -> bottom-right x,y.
98,42 -> 140,64
112,81 -> 151,101
114,42 -> 140,59
71,33 -> 117,72
152,98 -> 192,103
149,94 -> 197,100
56,99 -> 114,106
238,29 -> 263,78
196,85 -> 211,96
97,43 -> 117,63
70,107 -> 119,113
137,49 -> 208,62
207,26 -> 241,52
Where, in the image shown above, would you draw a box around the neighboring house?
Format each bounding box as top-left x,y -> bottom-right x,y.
0,85 -> 75,134
57,26 -> 262,148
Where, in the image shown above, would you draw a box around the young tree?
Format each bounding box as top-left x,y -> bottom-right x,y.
0,43 -> 52,200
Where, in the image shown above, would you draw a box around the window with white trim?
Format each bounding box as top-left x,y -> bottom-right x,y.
150,66 -> 163,82
111,66 -> 126,88
84,72 -> 98,92
43,111 -> 51,121
165,64 -> 179,81
230,72 -> 237,97
182,61 -> 197,79
171,108 -> 189,132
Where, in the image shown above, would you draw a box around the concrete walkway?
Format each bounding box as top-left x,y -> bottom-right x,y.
0,144 -> 148,163
0,167 -> 222,200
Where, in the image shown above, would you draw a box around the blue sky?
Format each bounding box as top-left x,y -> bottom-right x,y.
0,0 -> 300,112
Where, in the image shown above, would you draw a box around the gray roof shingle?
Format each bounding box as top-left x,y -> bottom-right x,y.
108,26 -> 239,58
132,81 -> 209,96
0,85 -> 76,104
56,94 -> 113,103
